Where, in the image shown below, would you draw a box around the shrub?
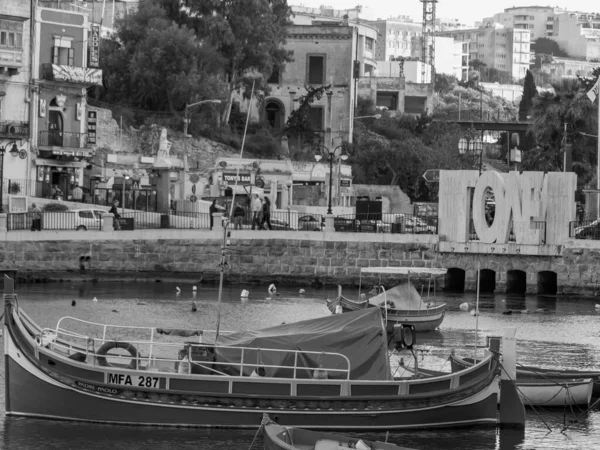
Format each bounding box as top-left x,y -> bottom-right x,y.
8,182 -> 21,194
43,203 -> 69,212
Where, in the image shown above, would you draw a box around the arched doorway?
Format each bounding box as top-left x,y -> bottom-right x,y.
445,268 -> 465,292
478,269 -> 496,293
264,99 -> 285,131
537,271 -> 557,295
507,270 -> 527,295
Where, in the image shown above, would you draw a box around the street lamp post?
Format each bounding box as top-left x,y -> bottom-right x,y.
315,145 -> 348,215
0,145 -> 5,213
121,172 -> 130,215
458,131 -> 483,174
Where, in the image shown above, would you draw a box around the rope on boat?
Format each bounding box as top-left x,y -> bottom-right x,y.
248,413 -> 275,450
499,362 -> 553,432
561,396 -> 600,433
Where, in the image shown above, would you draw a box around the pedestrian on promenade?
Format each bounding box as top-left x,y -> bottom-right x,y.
251,194 -> 262,230
72,184 -> 83,202
261,197 -> 272,230
209,199 -> 224,229
233,202 -> 245,229
109,199 -> 121,231
29,203 -> 42,231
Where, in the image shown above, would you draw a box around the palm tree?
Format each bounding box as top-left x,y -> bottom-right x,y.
525,78 -> 595,175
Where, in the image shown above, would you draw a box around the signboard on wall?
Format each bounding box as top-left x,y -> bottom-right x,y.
223,172 -> 251,184
90,24 -> 100,68
87,110 -> 97,145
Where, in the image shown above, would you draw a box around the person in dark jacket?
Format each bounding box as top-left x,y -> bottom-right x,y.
260,197 -> 272,230
233,202 -> 245,229
109,199 -> 121,230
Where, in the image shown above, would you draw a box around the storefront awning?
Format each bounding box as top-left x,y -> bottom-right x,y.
228,185 -> 264,197
34,158 -> 87,168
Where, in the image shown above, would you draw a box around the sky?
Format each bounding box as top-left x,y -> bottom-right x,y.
289,0 -> 600,26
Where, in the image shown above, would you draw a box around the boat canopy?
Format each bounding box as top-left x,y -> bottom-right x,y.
360,267 -> 448,276
214,308 -> 391,381
368,284 -> 425,310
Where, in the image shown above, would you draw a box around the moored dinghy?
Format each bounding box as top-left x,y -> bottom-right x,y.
3,275 -> 524,430
450,354 -> 594,407
263,421 -> 416,450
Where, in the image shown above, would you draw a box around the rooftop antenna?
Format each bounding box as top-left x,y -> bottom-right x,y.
420,0 -> 437,86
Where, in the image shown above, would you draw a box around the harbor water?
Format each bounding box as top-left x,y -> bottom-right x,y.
1,280 -> 599,449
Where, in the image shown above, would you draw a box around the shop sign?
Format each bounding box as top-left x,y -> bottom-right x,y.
340,179 -> 351,187
223,172 -> 251,184
90,24 -> 100,68
87,110 -> 97,145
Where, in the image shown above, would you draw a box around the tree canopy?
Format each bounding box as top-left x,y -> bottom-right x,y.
99,0 -> 225,113
518,69 -> 536,121
531,37 -> 570,57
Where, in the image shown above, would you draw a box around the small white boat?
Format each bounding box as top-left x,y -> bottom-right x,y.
450,355 -> 594,407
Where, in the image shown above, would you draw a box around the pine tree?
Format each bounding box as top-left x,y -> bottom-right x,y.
519,70 -> 537,121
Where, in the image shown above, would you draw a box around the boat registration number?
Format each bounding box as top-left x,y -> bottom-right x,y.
107,373 -> 160,388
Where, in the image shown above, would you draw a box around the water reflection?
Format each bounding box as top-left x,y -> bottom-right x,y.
0,281 -> 599,449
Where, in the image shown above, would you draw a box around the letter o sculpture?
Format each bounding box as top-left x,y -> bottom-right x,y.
472,171 -> 509,244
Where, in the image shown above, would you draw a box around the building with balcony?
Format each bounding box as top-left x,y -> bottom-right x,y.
481,6 -> 566,40
0,0 -> 32,202
439,24 -> 532,82
30,5 -> 102,200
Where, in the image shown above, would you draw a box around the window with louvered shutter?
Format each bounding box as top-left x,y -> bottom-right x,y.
307,56 -> 324,84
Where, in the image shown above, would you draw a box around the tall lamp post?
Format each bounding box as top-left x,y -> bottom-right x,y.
315,145 -> 348,215
458,132 -> 483,174
121,172 -> 130,215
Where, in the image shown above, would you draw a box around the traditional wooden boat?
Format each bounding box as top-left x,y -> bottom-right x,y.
263,422 -> 415,450
3,275 -> 525,429
517,365 -> 600,398
450,354 -> 594,407
328,268 -> 447,332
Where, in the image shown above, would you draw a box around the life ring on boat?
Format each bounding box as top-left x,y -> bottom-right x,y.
96,341 -> 139,370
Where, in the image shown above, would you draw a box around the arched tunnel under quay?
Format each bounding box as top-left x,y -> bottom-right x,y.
444,268 -> 465,292
537,271 -> 558,295
477,269 -> 496,293
506,270 -> 527,295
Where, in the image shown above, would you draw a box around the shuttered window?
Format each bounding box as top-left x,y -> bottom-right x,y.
308,106 -> 323,131
52,37 -> 75,66
307,55 -> 325,84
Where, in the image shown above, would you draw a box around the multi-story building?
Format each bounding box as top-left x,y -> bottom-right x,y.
0,0 -> 33,200
553,12 -> 600,60
482,6 -> 600,61
30,4 -> 102,199
481,6 -> 564,40
368,18 -> 422,61
439,25 -> 531,81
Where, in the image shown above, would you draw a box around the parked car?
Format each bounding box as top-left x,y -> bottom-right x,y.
71,209 -> 107,231
270,218 -> 290,230
298,215 -> 324,231
393,214 -> 436,234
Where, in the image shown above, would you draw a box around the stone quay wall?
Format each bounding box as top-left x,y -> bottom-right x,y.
1,226 -> 600,294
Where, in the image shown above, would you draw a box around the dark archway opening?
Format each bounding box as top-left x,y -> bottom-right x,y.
264,100 -> 285,131
445,268 -> 465,292
507,270 -> 527,295
537,271 -> 557,295
478,269 -> 496,293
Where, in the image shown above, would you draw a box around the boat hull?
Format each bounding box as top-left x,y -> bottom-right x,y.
387,311 -> 445,333
516,378 -> 594,407
4,321 -> 500,430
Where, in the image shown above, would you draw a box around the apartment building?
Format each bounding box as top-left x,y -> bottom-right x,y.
368,18 -> 422,61
1,0 -> 33,200
30,4 -> 102,199
439,24 -> 531,81
483,6 -> 600,60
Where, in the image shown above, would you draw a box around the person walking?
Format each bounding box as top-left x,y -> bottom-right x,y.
233,202 -> 245,230
260,197 -> 273,230
251,194 -> 262,230
29,203 -> 42,231
109,199 -> 121,231
72,183 -> 83,202
209,199 -> 218,230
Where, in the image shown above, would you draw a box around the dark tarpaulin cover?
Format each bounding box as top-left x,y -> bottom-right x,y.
214,308 -> 391,381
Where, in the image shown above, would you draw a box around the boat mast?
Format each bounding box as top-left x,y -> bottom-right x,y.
215,80 -> 256,342
473,258 -> 481,363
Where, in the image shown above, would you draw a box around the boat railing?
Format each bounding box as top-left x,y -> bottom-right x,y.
54,315 -> 235,361
37,326 -> 352,380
